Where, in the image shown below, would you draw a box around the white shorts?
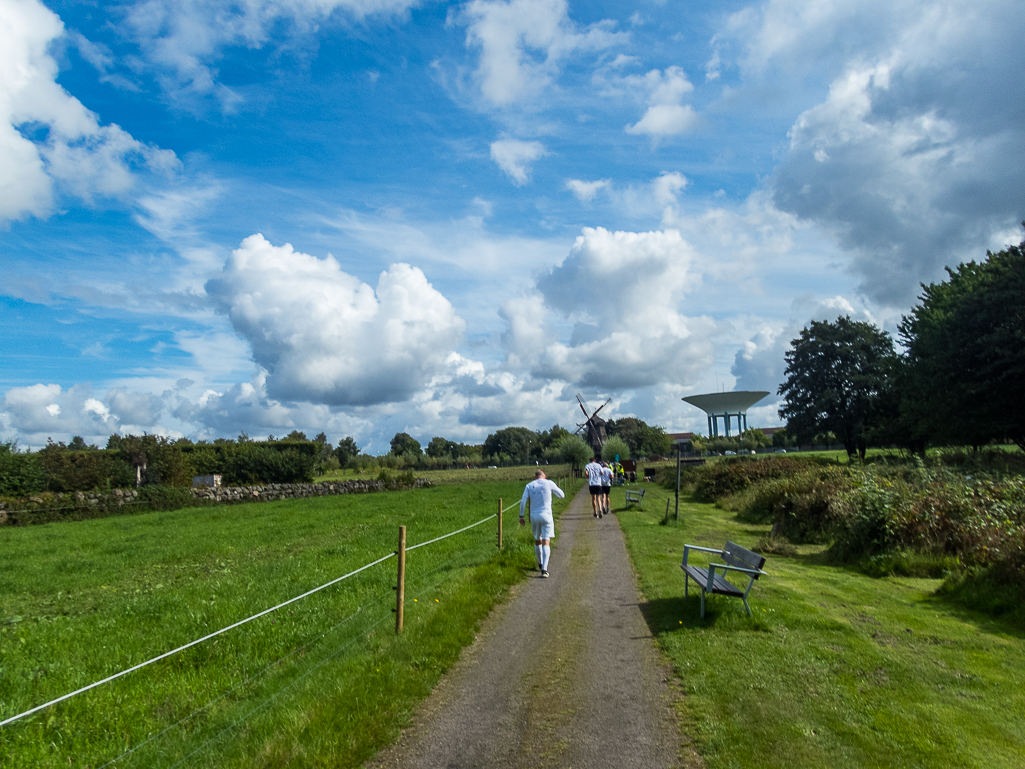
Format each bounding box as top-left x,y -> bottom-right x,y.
530,513 -> 555,540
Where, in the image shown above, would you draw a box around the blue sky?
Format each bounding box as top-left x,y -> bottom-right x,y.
2,0 -> 1023,452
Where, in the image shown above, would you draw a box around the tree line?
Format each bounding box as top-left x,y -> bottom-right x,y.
777,234 -> 1024,459
1,416 -> 674,496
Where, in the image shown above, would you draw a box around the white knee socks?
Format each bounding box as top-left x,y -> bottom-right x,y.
541,544 -> 550,570
535,544 -> 543,566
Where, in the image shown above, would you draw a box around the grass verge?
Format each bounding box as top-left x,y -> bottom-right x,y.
609,483 -> 1025,769
0,477 -> 581,768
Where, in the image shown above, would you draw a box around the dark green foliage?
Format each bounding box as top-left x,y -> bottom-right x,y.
900,235 -> 1025,451
334,436 -> 360,466
690,455 -> 822,502
606,417 -> 672,457
222,443 -> 316,484
37,440 -> 135,492
0,442 -> 46,496
390,432 -> 422,457
483,426 -> 539,462
778,316 -> 899,459
376,468 -> 417,489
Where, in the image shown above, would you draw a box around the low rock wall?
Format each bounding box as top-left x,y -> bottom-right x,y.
0,478 -> 432,525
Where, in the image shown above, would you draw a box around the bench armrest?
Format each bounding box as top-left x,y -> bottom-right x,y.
682,544 -> 722,566
710,562 -> 767,577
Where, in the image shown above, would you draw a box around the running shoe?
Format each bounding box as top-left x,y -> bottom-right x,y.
541,570 -> 549,578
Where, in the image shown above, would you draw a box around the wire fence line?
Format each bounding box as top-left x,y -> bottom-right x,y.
0,508 -> 504,730
100,529 -> 503,768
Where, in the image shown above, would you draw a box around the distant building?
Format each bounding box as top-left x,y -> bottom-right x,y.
668,431 -> 695,451
681,391 -> 770,437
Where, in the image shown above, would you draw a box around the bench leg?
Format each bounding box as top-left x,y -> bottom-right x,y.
684,573 -> 689,599
700,591 -> 705,619
742,596 -> 752,616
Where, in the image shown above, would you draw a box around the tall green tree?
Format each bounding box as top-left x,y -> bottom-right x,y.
483,427 -> 540,462
899,235 -> 1025,451
334,436 -> 360,466
778,316 -> 898,460
601,436 -> 630,462
389,432 -> 422,457
558,434 -> 592,471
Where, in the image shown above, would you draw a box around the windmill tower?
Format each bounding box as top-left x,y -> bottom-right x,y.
575,394 -> 611,455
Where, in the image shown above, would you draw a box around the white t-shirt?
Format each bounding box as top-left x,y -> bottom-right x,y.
520,478 -> 566,518
600,466 -> 613,486
585,461 -> 603,486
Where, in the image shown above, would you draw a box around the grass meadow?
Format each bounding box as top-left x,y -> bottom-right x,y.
0,476 -> 581,768
611,482 -> 1025,769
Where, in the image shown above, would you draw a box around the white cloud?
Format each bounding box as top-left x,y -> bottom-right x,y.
510,227 -> 716,390
731,294 -> 872,397
623,66 -> 700,137
565,178 -> 610,202
0,383 -> 176,446
0,0 -> 179,224
490,138 -> 545,184
652,171 -> 687,207
457,0 -> 625,107
119,0 -> 421,109
205,234 -> 467,406
718,0 -> 1025,305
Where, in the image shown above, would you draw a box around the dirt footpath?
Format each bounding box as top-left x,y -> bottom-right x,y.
364,488 -> 703,769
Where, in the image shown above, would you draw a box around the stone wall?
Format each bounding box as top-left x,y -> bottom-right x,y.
190,477 -> 432,503
0,478 -> 432,526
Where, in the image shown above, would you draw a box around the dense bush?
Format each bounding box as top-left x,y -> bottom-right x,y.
0,442 -> 46,496
689,455 -> 825,502
37,441 -> 135,492
222,443 -> 317,484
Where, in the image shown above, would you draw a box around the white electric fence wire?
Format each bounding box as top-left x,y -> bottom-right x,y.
96,588 -> 394,768
0,551 -> 396,728
405,513 -> 495,552
168,610 -> 396,769
169,541 -> 498,769
100,535 -> 496,767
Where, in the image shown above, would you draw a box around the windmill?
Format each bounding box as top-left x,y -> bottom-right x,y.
574,394 -> 611,455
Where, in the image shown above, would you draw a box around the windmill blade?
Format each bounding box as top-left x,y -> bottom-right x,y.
592,398 -> 611,418
576,393 -> 591,419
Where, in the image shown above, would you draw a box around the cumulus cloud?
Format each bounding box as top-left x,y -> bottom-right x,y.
505,227 -> 716,390
117,0 -> 421,109
457,0 -> 625,106
721,0 -> 1025,305
205,234 -> 466,406
624,66 -> 700,137
490,138 -> 545,184
0,383 -> 178,446
0,0 -> 179,224
731,295 -> 869,396
565,178 -> 610,202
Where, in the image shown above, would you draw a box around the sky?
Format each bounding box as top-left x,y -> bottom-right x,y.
1,0 -> 1023,453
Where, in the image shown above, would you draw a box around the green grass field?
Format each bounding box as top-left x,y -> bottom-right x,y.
0,477 -> 581,768
611,483 -> 1025,769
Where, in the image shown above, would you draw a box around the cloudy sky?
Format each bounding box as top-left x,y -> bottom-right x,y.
1,0 -> 1022,452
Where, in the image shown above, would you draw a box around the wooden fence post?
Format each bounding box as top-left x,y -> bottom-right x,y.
498,498 -> 503,550
395,526 -> 406,634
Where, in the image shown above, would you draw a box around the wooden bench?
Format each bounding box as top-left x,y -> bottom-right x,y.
681,541 -> 767,618
624,488 -> 645,505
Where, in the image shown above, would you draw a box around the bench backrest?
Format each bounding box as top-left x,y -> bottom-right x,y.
723,541 -> 766,577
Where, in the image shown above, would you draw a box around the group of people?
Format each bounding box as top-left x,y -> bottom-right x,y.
516,456 -> 626,579
584,456 -> 616,518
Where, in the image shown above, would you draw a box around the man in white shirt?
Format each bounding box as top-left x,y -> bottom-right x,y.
584,456 -> 604,519
519,469 -> 565,578
600,461 -> 613,515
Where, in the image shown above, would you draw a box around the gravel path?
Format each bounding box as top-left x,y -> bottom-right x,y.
365,488 -> 703,769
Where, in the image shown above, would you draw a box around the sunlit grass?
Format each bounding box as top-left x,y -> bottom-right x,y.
0,478 -> 581,768
610,484 -> 1025,769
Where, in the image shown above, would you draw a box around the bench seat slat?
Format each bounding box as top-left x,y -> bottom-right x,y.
681,566 -> 743,597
